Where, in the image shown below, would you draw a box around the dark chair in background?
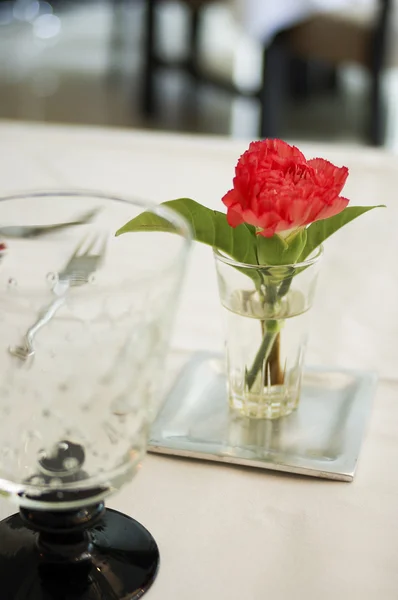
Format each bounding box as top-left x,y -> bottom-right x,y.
270,0 -> 392,145
142,0 -> 227,118
141,0 -> 392,145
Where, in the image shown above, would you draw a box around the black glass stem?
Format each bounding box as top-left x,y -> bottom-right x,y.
0,505 -> 160,600
0,441 -> 159,599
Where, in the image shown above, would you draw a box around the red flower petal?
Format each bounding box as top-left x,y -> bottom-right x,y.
222,139 -> 350,236
226,207 -> 245,227
222,189 -> 237,208
308,158 -> 349,195
259,139 -> 306,162
315,196 -> 349,221
256,211 -> 288,237
241,208 -> 266,228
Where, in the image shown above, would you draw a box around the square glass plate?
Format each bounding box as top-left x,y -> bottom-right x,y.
149,352 -> 378,481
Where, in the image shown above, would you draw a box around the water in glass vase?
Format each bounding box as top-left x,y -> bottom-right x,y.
223,292 -> 311,420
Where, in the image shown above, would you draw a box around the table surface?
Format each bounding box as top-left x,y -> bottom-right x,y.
0,120 -> 397,600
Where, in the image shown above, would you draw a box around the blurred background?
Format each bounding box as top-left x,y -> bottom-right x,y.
0,0 -> 397,149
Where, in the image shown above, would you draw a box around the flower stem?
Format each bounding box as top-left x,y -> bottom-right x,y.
278,276 -> 293,299
245,276 -> 293,392
245,320 -> 280,390
265,330 -> 284,385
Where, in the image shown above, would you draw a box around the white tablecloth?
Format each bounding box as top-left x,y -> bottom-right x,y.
0,121 -> 398,599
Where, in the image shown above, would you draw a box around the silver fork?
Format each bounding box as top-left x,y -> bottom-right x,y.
9,232 -> 107,361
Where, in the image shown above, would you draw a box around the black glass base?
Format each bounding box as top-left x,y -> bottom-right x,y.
0,507 -> 160,600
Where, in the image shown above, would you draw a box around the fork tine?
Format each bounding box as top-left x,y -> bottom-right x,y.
81,231 -> 107,257
97,233 -> 108,261
70,234 -> 90,259
82,233 -> 99,255
59,231 -> 107,284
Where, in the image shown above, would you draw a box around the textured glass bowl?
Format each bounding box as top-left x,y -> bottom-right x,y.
0,191 -> 191,510
0,191 -> 191,599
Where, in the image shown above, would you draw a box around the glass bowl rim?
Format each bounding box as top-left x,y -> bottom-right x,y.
0,189 -> 193,244
0,189 -> 193,297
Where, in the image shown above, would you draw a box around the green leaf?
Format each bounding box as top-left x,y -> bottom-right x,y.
285,229 -> 308,263
116,198 -> 258,265
256,228 -> 307,266
301,205 -> 385,260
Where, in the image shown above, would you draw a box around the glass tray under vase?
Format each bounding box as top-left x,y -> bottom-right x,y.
149,351 -> 378,482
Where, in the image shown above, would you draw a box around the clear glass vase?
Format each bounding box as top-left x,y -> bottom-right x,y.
214,246 -> 323,420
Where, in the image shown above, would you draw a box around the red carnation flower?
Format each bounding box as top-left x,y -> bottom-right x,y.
222,139 -> 349,238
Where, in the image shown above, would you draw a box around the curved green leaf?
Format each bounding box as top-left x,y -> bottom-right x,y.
117,199 -> 385,270
116,198 -> 258,265
301,205 -> 384,260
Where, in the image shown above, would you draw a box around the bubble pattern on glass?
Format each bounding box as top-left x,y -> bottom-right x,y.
0,270 -> 178,497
